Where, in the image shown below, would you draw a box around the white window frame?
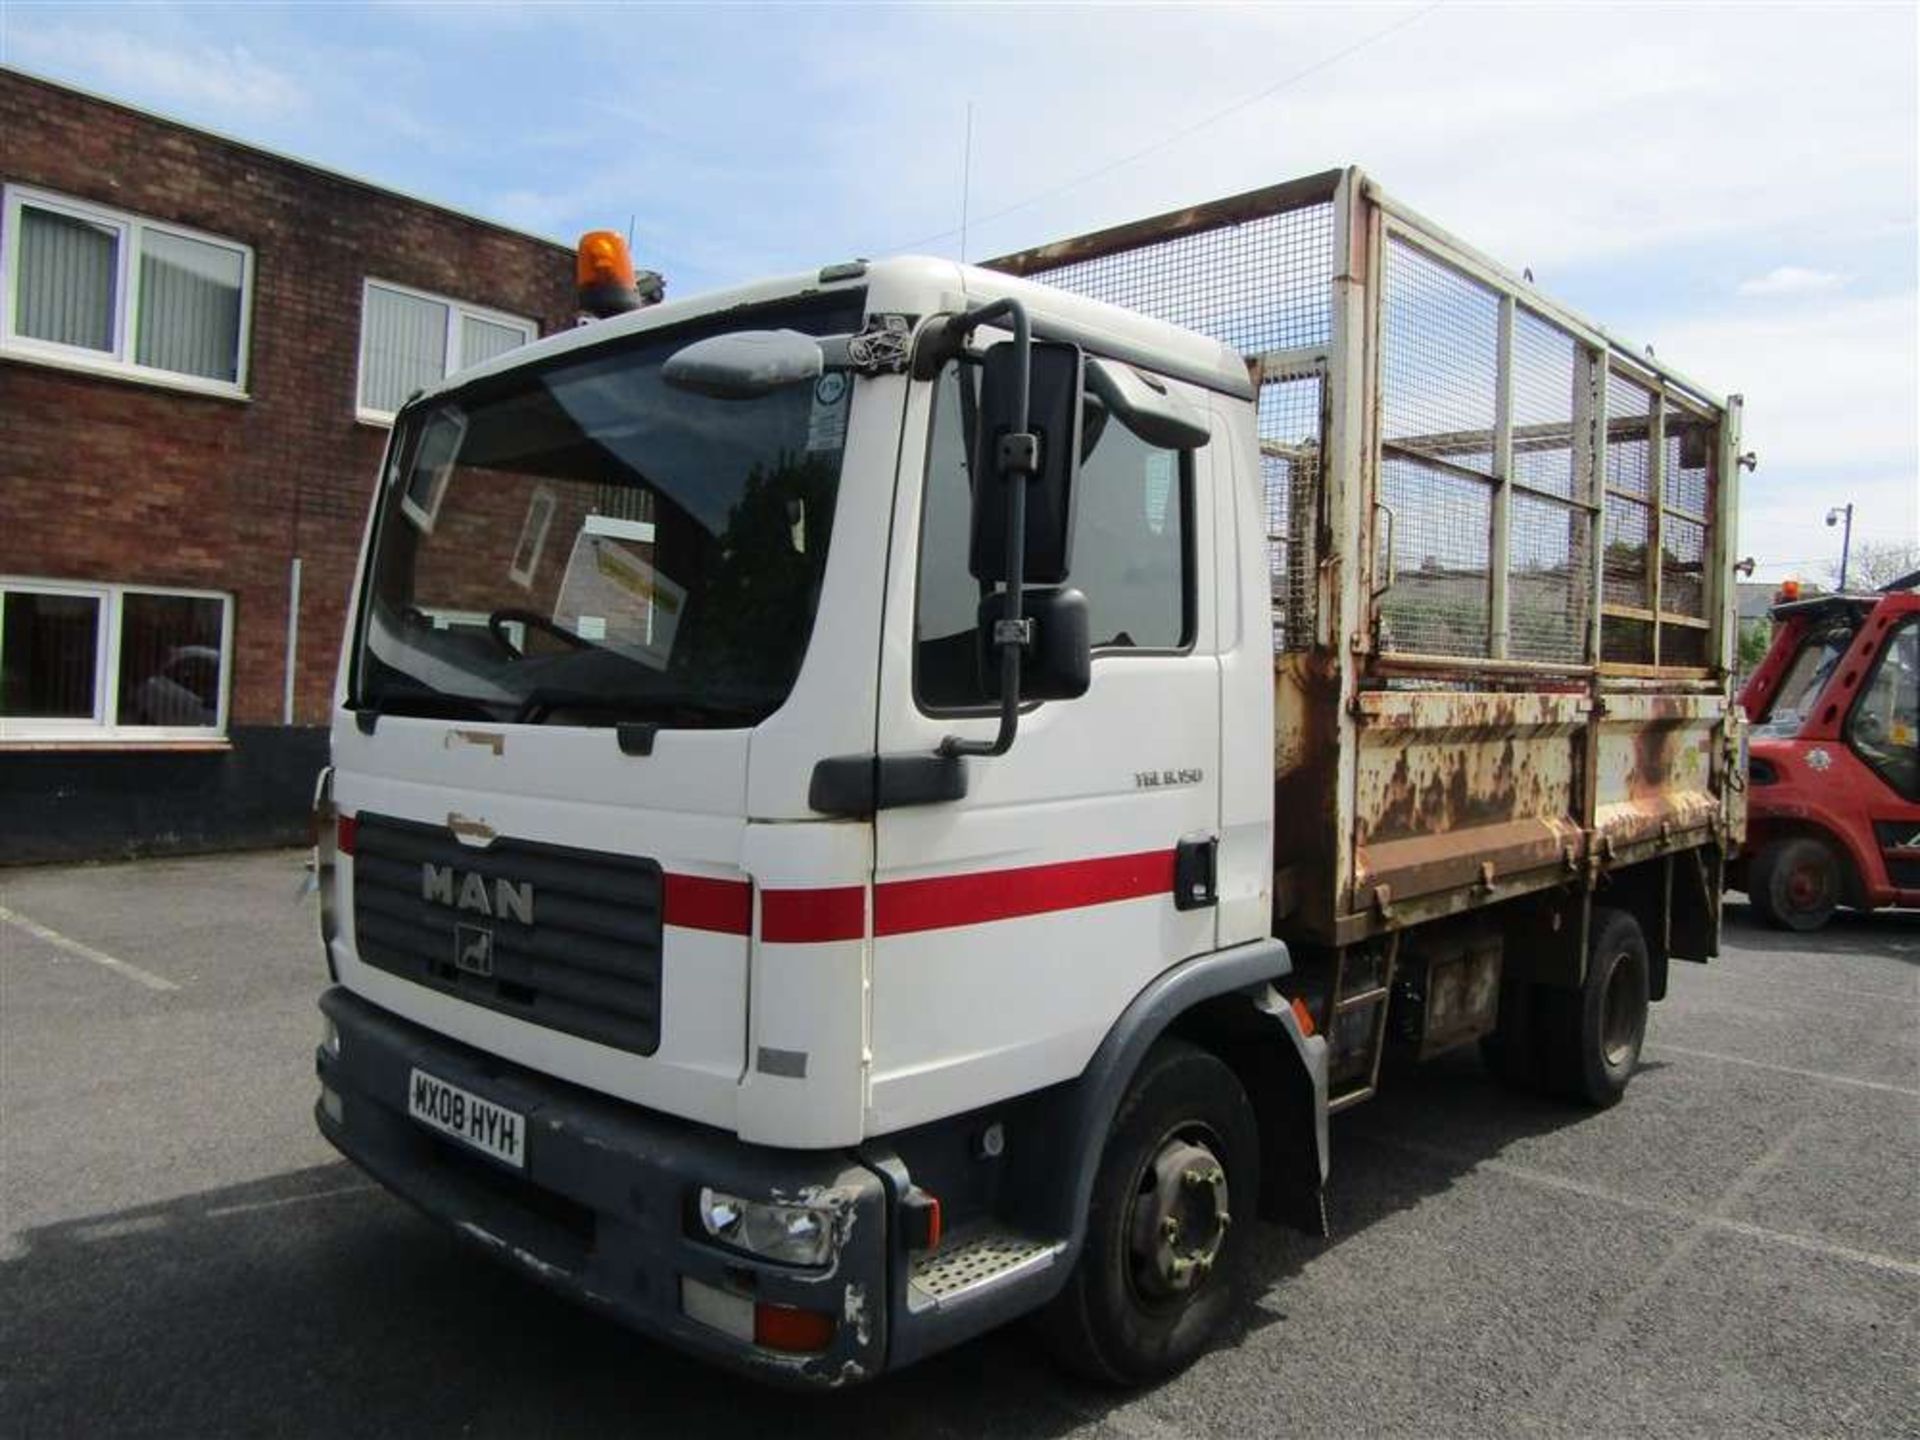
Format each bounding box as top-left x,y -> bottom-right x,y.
356,277 -> 537,426
509,485 -> 559,588
0,577 -> 235,744
0,185 -> 254,400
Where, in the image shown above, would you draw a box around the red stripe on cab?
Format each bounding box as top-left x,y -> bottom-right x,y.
663,873 -> 753,936
761,886 -> 867,944
873,849 -> 1175,937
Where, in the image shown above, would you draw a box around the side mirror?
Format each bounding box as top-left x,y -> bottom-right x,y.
969,340 -> 1083,586
975,588 -> 1091,702
662,329 -> 823,399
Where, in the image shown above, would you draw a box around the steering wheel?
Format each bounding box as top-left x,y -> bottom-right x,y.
487,608 -> 591,658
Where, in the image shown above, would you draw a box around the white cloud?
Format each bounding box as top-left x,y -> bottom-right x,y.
5,25 -> 306,122
817,3 -> 1916,280
1738,267 -> 1848,298
1658,290 -> 1920,573
1658,292 -> 1917,473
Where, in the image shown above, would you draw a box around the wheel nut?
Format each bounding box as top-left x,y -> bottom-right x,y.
1160,1215 -> 1180,1240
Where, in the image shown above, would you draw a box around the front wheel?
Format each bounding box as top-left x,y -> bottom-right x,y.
1750,836 -> 1842,931
1041,1039 -> 1260,1386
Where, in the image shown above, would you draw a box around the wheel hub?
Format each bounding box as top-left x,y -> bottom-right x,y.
1786,863 -> 1830,910
1127,1134 -> 1231,1302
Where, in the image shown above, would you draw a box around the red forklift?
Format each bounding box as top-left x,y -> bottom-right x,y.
1734,570 -> 1920,929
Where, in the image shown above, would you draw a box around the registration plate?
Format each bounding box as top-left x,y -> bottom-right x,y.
407,1068 -> 525,1169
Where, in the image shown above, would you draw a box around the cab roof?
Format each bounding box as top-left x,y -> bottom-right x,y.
409,255 -> 1253,410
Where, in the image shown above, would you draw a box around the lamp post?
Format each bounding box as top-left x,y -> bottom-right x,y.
1826,503 -> 1854,590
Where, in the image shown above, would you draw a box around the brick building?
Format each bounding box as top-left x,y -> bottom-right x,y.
0,69 -> 577,861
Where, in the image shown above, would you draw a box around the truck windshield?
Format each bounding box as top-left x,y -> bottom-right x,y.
1752,617 -> 1857,737
353,293 -> 862,728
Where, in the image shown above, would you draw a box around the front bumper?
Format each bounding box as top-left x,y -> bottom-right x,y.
315,988 -> 888,1386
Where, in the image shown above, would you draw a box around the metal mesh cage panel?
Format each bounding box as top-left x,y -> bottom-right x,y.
1509,491 -> 1588,663
992,175 -> 1728,677
1606,373 -> 1654,497
1662,514 -> 1707,618
1012,204 -> 1335,355
1660,623 -> 1709,668
1381,239 -> 1499,476
1602,613 -> 1654,665
1603,494 -> 1650,608
1510,309 -> 1578,499
1601,370 -> 1656,662
1378,455 -> 1491,657
1663,413 -> 1712,516
1259,375 -> 1324,651
1006,189 -> 1338,652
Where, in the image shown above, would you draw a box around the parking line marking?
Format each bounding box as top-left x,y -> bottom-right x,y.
0,904 -> 180,993
1357,1131 -> 1920,1281
1529,1120 -> 1813,1416
1682,967 -> 1920,1005
1647,1042 -> 1920,1098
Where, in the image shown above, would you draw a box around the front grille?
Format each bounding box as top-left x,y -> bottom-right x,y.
351,813 -> 663,1055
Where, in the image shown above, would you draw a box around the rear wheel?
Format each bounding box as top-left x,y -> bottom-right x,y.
1538,906 -> 1649,1107
1750,836 -> 1842,931
1041,1039 -> 1259,1386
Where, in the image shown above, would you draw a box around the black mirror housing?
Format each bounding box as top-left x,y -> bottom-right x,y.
969,340 -> 1082,586
975,588 -> 1091,702
661,329 -> 824,399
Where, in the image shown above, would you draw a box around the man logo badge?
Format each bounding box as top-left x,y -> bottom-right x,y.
421,863 -> 534,924
454,922 -> 495,979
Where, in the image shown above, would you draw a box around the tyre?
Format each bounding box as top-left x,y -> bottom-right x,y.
1750,836 -> 1842,932
1041,1038 -> 1260,1386
1537,906 -> 1650,1108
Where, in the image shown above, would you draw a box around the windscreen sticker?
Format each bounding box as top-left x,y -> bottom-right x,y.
553,532 -> 684,670
807,373 -> 850,452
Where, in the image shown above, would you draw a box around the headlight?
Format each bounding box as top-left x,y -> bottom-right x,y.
695,1186 -> 833,1267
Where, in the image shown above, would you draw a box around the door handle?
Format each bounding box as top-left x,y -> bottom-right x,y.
1174,837 -> 1218,911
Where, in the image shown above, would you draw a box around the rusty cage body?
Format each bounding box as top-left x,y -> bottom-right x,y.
991,168 -> 1744,1105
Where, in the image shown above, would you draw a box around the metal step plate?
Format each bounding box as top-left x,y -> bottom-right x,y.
909,1230 -> 1065,1307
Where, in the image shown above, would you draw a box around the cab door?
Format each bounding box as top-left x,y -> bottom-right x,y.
865,355 -> 1223,1135
1845,610 -> 1920,900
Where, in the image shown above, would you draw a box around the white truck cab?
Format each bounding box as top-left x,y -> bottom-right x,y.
314,170 -> 1743,1387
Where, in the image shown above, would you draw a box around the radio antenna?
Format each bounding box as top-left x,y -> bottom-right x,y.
959,101 -> 974,264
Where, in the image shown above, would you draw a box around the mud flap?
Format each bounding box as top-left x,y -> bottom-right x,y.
1669,845 -> 1723,963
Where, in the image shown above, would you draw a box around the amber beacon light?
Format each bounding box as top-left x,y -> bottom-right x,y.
576,230 -> 663,319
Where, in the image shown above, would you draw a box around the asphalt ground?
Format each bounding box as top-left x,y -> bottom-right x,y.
2,848 -> 1915,1438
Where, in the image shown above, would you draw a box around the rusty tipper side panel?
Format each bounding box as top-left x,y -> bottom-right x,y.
990,166 -> 1743,1011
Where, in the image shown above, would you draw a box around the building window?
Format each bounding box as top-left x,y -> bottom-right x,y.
357,279 -> 536,423
0,186 -> 252,395
0,579 -> 232,742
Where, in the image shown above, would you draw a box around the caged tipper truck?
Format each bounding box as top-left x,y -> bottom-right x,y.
312,168 -> 1746,1386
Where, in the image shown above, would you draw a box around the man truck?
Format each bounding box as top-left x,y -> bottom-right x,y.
311,168 -> 1745,1386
